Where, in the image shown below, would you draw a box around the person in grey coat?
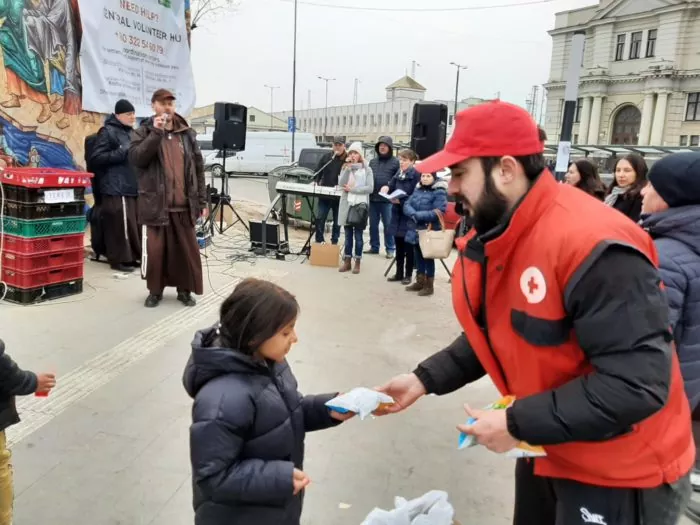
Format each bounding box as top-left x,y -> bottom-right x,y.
338,142 -> 374,274
183,278 -> 351,525
640,152 -> 700,512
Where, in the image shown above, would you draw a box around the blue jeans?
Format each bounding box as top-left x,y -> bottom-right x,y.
315,198 -> 340,244
369,201 -> 395,253
344,226 -> 364,259
415,244 -> 435,278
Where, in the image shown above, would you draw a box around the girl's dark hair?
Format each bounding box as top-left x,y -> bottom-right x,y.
569,159 -> 606,200
607,153 -> 648,197
218,278 -> 299,354
398,148 -> 418,162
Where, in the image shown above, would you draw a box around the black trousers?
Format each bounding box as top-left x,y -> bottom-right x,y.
393,236 -> 414,278
513,458 -> 691,525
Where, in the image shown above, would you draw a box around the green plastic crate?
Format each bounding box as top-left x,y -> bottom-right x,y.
2,216 -> 87,238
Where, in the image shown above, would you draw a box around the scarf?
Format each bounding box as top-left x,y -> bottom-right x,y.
605,185 -> 628,208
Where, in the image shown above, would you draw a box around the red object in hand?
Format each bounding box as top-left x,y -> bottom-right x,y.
35,391 -> 49,398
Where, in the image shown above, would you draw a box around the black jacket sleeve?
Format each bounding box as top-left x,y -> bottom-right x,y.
508,244 -> 672,446
314,152 -> 332,183
301,393 -> 342,432
0,340 -> 37,397
90,127 -> 127,168
413,333 -> 487,395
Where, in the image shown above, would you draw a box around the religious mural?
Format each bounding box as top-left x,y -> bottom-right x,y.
0,0 -> 193,171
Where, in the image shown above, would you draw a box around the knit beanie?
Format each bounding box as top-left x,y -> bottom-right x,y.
648,152 -> 700,207
347,142 -> 364,158
114,99 -> 135,115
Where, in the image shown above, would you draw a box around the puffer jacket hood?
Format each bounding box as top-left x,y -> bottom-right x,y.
375,135 -> 394,157
183,327 -> 266,399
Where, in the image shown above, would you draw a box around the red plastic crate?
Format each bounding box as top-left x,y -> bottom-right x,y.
1,234 -> 84,255
1,263 -> 84,289
1,168 -> 93,188
2,248 -> 84,272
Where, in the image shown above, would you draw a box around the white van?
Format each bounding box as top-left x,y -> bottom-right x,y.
203,132 -> 318,176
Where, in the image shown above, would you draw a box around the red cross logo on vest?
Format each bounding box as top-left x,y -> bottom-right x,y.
519,267 -> 547,304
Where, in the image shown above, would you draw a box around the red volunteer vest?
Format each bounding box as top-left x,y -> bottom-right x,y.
453,173 -> 694,488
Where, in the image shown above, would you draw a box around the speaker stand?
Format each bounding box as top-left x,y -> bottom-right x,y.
203,147 -> 249,235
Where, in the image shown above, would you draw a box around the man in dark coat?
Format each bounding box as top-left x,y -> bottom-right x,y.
313,137 -> 346,244
129,89 -> 206,309
0,339 -> 55,524
368,136 -> 400,257
89,99 -> 141,272
640,152 -> 700,518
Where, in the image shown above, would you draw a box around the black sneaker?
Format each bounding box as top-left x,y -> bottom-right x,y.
401,276 -> 412,285
144,294 -> 162,308
177,292 -> 197,307
367,249 -> 380,255
111,263 -> 134,273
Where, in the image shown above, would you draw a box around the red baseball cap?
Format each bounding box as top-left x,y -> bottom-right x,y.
417,100 -> 544,174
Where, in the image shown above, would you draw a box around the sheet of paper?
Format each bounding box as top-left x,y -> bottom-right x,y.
380,189 -> 407,200
555,141 -> 572,173
44,189 -> 76,204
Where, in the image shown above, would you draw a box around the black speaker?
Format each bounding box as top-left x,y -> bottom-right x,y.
410,102 -> 448,160
213,102 -> 247,151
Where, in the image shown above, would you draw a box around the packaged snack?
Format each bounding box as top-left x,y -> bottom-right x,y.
458,395 -> 546,458
325,388 -> 395,420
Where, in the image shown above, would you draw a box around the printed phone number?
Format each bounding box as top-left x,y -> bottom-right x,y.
115,32 -> 164,55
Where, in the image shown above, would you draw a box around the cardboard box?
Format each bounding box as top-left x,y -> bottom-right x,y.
310,243 -> 340,268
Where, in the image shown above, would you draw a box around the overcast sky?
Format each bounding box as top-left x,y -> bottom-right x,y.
189,0 -> 596,114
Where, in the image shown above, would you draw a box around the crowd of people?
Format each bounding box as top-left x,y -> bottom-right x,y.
314,136 -> 449,296
88,89 -> 207,308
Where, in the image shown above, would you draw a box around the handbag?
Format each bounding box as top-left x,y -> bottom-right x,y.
347,202 -> 368,229
418,210 -> 455,259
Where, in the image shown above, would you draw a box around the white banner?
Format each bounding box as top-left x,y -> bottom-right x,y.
77,0 -> 196,117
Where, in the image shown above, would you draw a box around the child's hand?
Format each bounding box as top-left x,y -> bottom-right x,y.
36,372 -> 56,394
293,468 -> 311,495
329,409 -> 356,422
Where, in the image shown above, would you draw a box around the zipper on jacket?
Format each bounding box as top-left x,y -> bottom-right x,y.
479,256 -> 508,389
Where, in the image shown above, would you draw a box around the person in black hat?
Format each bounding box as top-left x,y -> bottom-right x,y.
88,99 -> 141,273
313,137 -> 347,245
641,152 -> 700,518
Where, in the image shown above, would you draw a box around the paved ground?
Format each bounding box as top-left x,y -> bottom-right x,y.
1,177 -> 694,525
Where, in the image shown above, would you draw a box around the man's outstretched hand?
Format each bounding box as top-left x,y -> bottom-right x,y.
36,372 -> 56,395
374,373 -> 427,415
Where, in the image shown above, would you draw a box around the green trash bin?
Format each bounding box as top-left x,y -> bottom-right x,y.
267,166 -> 318,222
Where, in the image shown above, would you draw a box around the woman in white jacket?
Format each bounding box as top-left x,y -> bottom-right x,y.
337,142 -> 374,274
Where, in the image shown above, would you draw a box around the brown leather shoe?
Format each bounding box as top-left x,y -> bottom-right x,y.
352,258 -> 361,274
418,277 -> 435,296
339,258 -> 352,273
406,274 -> 425,292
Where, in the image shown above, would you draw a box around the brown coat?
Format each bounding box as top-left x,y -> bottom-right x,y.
129,115 -> 206,227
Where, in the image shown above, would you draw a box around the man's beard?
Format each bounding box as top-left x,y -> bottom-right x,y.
467,174 -> 510,235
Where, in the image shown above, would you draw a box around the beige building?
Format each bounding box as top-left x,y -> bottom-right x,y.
188,104 -> 287,134
544,0 -> 700,147
275,76 -> 486,144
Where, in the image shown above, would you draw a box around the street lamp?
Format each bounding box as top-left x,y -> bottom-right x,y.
318,75 -> 335,140
291,0 -> 298,161
449,62 -> 468,120
264,84 -> 279,131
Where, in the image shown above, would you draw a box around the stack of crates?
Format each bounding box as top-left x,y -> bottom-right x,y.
1,168 -> 93,305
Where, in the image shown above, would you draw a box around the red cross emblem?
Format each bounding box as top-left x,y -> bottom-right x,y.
527,277 -> 539,295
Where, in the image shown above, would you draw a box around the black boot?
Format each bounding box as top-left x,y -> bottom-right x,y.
177,291 -> 197,307
144,294 -> 162,308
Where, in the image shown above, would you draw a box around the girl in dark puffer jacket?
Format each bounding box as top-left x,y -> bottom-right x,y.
184,278 -> 352,525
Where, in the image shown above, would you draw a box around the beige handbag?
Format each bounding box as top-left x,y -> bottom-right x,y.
418,210 -> 455,259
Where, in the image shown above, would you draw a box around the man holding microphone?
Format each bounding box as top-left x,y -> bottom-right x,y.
129,88 -> 207,309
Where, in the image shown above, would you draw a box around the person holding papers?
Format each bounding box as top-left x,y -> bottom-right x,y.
381,149 -> 420,285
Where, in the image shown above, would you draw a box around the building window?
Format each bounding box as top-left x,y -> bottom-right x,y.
378,114 -> 382,126
343,116 -> 347,126
680,135 -> 688,146
355,115 -> 360,127
402,112 -> 408,126
385,113 -> 390,126
336,116 -> 340,127
615,34 -> 626,61
629,31 -> 642,59
574,134 -> 579,144
394,113 -> 399,125
371,114 -> 376,127
646,29 -> 657,58
692,135 -> 700,147
249,114 -> 256,123
686,93 -> 700,121
574,98 -> 583,122
363,115 -> 368,128
349,116 -> 353,127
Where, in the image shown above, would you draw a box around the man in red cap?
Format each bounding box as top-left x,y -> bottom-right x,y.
377,101 -> 693,523
129,88 -> 206,308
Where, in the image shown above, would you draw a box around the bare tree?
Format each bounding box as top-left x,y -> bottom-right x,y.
190,0 -> 241,30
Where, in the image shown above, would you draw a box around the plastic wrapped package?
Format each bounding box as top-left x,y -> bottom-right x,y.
325,387 -> 395,420
362,491 -> 455,525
